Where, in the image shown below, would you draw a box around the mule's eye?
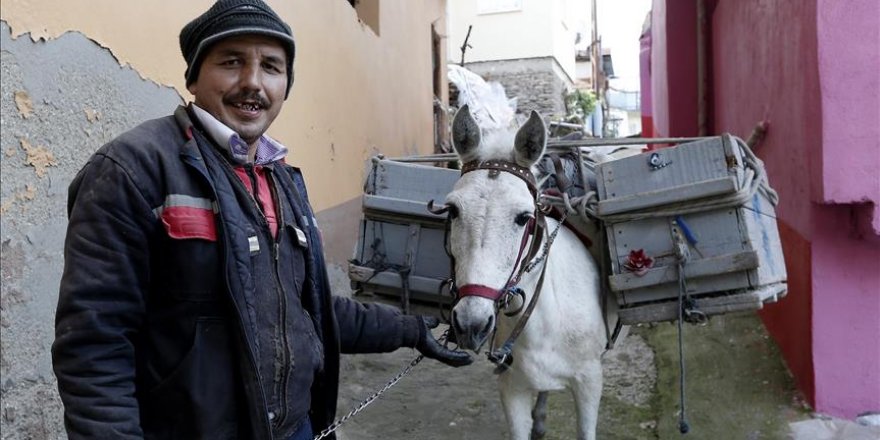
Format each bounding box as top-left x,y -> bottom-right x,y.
447,204 -> 460,220
515,212 -> 532,226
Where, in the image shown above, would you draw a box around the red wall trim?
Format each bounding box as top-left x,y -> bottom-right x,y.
759,220 -> 815,406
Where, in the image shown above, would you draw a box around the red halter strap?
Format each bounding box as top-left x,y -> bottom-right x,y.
456,284 -> 505,301
453,159 -> 544,302
456,217 -> 535,301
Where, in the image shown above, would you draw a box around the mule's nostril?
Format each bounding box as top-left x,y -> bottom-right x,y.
480,316 -> 494,338
452,310 -> 464,335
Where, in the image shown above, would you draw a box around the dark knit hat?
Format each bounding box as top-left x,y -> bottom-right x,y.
180,0 -> 296,97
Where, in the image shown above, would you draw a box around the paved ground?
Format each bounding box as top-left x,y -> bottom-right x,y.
333,311 -> 814,440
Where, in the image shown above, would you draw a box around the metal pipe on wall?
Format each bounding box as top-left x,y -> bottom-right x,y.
697,0 -> 709,136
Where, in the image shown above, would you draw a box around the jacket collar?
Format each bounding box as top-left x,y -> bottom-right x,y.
173,106 -> 211,169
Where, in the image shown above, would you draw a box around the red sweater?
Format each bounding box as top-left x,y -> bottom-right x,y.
233,165 -> 278,238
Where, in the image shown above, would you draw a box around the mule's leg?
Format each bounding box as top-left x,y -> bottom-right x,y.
571,359 -> 603,440
499,376 -> 535,440
530,391 -> 549,439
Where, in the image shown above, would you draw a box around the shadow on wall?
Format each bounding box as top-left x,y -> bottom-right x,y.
0,20 -> 181,439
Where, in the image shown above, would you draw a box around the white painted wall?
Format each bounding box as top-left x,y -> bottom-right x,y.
448,0 -> 589,81
575,60 -> 592,82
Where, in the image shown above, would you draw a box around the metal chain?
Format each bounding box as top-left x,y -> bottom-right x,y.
523,210 -> 568,273
313,331 -> 450,440
312,354 -> 424,440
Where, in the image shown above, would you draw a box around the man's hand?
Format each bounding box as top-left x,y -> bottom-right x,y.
416,316 -> 473,367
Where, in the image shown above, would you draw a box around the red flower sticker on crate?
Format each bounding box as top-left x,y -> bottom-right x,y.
623,249 -> 654,276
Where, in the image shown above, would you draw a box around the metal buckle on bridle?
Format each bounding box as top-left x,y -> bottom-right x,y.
536,199 -> 553,214
438,277 -> 458,324
499,285 -> 526,317
487,341 -> 515,374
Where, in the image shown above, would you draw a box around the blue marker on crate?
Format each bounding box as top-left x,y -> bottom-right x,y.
674,215 -> 704,258
674,215 -> 698,245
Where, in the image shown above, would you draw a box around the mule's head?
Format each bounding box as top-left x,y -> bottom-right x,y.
446,105 -> 547,351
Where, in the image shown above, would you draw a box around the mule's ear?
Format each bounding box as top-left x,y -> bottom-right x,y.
452,104 -> 482,161
513,110 -> 547,167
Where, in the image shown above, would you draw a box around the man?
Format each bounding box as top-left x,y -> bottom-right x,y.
51,1 -> 472,439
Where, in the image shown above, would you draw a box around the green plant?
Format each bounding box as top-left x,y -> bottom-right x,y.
566,89 -> 597,121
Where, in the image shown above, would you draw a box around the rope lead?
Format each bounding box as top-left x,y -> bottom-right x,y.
673,222 -> 693,435
677,262 -> 691,435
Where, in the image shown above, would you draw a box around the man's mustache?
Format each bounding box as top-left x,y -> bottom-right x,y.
224,92 -> 270,109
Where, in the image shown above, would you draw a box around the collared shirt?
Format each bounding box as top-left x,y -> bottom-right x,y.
190,104 -> 288,166
190,104 -> 282,237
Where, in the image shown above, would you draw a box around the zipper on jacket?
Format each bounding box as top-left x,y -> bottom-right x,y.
179,147 -> 274,437
220,158 -> 294,429
267,168 -> 292,428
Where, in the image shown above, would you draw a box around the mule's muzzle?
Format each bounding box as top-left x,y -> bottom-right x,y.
452,310 -> 494,352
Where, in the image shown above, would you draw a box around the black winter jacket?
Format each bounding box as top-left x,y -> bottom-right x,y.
53,105 -> 422,440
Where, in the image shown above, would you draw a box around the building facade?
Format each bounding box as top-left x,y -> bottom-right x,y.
0,0 -> 447,436
447,0 -> 591,117
643,0 -> 880,419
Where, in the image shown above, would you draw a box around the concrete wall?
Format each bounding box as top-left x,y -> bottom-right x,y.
0,0 -> 447,437
709,0 -> 879,419
0,22 -> 184,438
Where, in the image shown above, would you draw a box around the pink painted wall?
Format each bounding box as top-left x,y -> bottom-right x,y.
816,0 -> 880,234
711,0 -> 880,419
811,0 -> 880,418
812,206 -> 880,417
650,0 -> 699,138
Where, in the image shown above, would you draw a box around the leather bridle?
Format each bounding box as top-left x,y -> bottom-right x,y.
454,160 -> 546,306
429,159 -> 559,373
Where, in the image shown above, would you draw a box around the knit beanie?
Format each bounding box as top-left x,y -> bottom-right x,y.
180,0 -> 296,97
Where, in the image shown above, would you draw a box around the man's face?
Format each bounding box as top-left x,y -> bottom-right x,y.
188,34 -> 288,146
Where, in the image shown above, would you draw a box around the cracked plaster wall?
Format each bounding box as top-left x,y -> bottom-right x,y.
0,21 -> 182,439
2,0 -> 448,214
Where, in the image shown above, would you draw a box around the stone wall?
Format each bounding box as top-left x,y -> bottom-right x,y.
465,57 -> 573,117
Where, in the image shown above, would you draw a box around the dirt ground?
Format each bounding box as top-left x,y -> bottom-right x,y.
332,310 -> 811,440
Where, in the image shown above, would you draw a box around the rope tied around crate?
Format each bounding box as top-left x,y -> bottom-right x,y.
539,136 -> 778,225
